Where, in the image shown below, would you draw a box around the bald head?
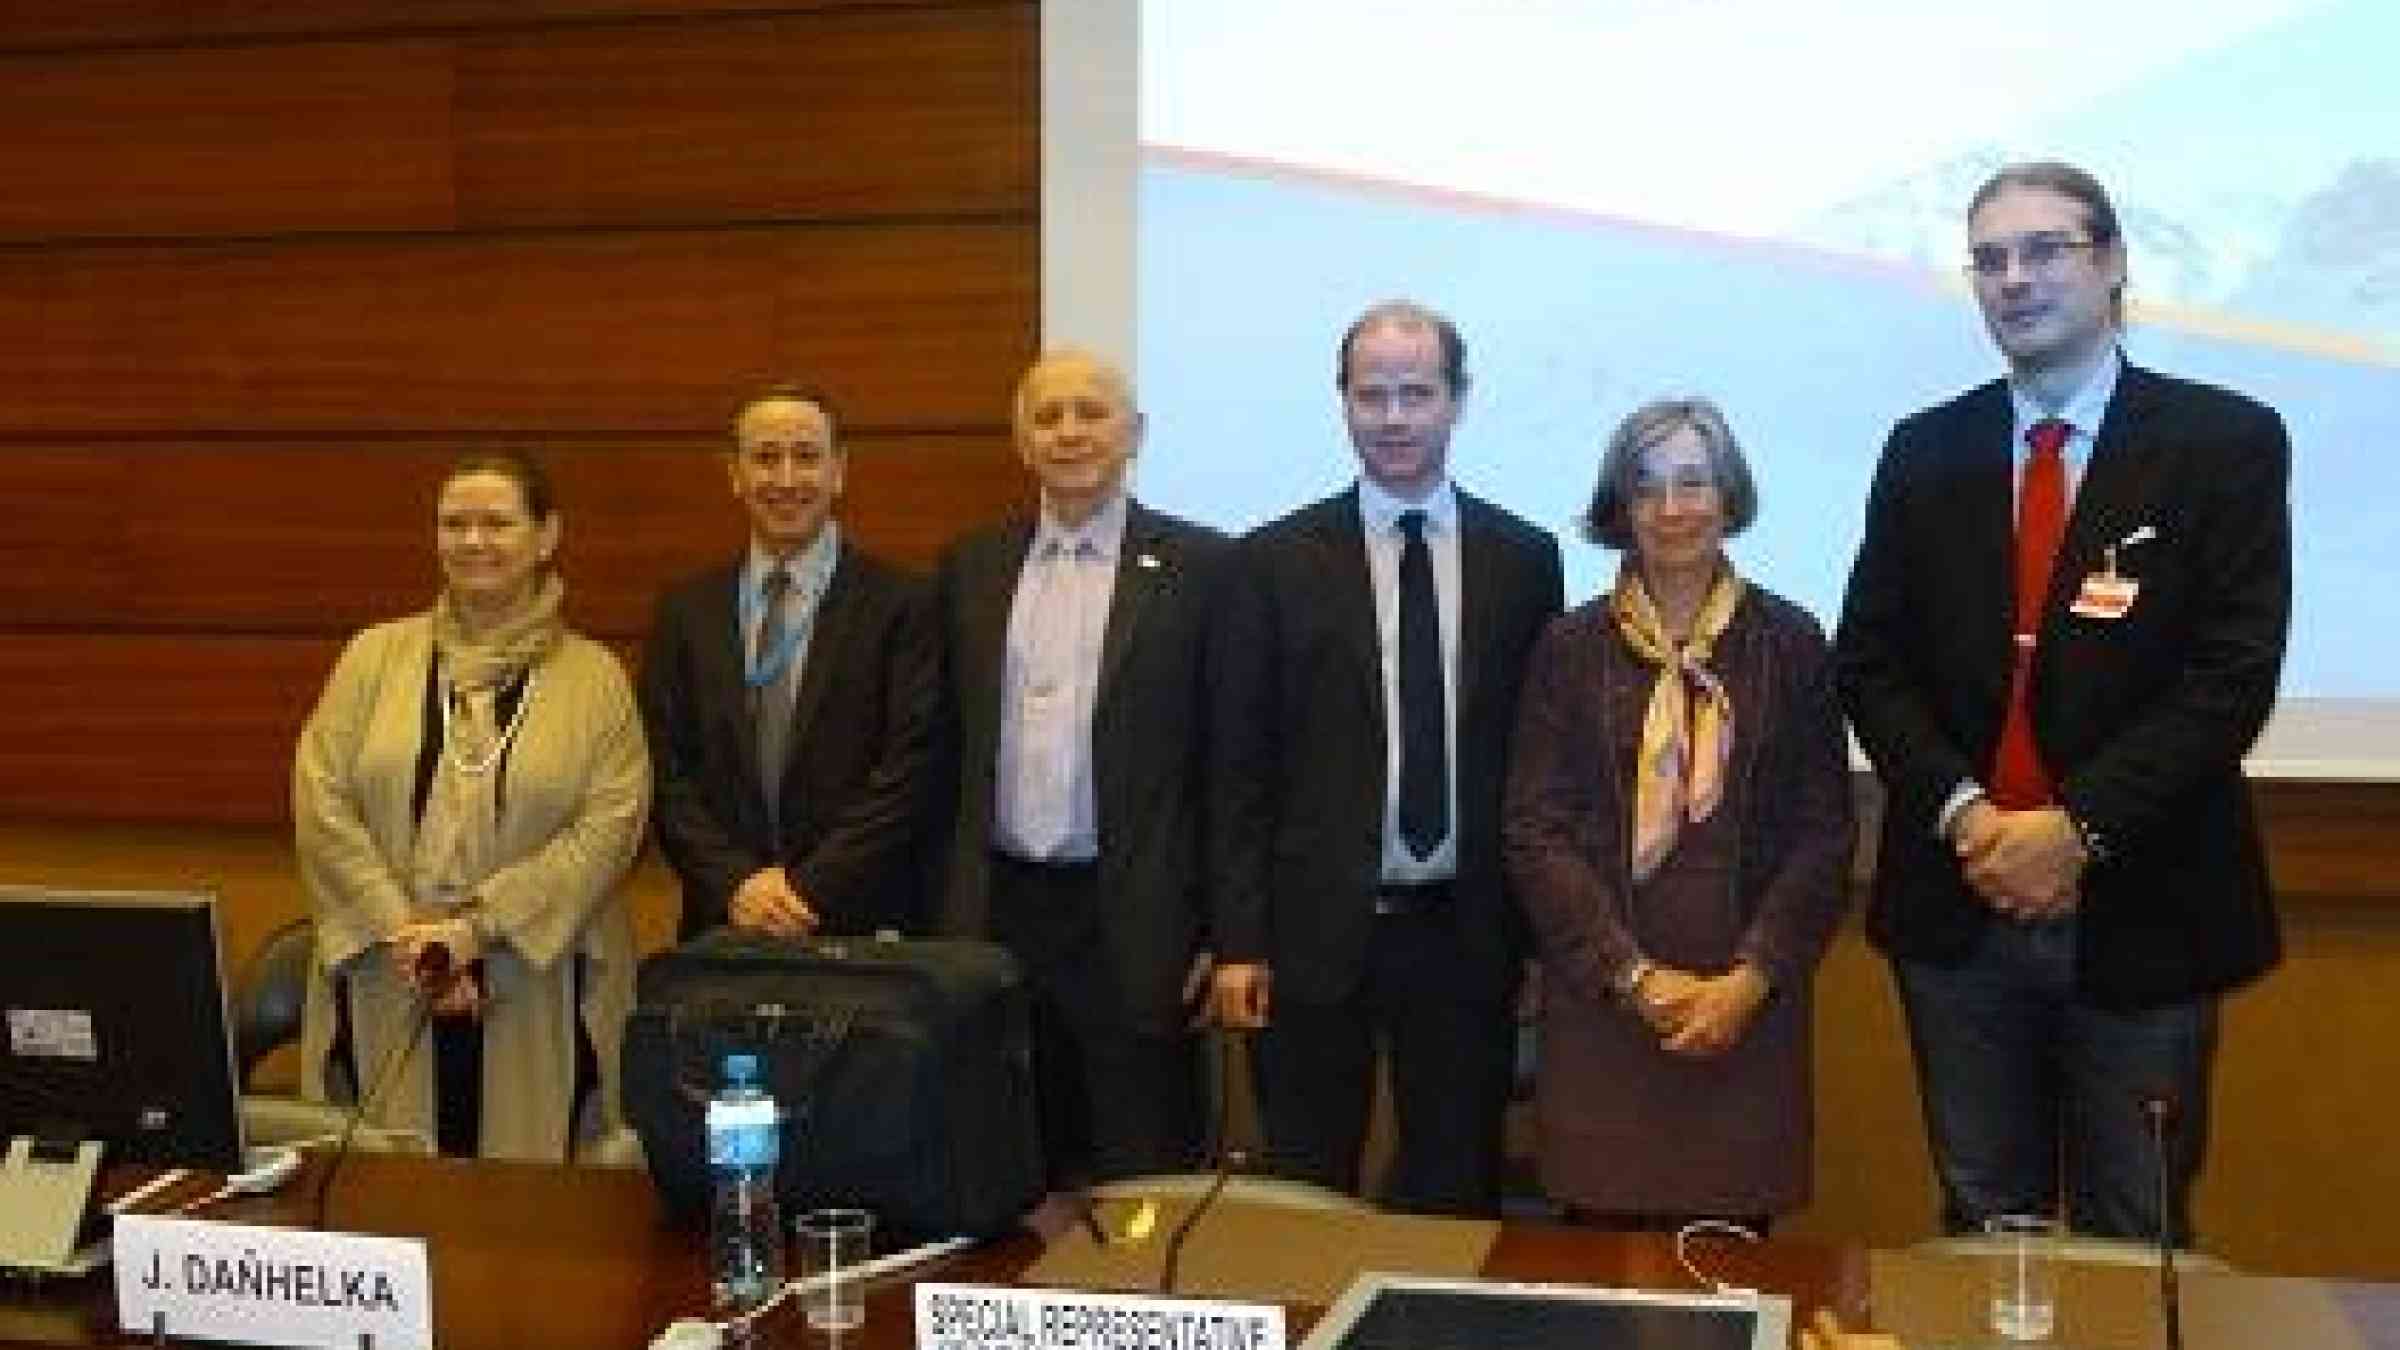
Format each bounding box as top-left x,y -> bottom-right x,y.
1013,348 -> 1143,526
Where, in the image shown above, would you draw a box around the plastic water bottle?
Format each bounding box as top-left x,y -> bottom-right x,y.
706,1052 -> 785,1317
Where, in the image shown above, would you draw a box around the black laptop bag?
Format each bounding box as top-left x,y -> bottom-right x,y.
621,931 -> 1042,1239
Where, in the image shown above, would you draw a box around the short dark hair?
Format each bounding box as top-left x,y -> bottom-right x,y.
1969,160 -> 2126,321
730,381 -> 842,446
443,447 -> 556,522
1581,397 -> 1758,551
1335,300 -> 1469,396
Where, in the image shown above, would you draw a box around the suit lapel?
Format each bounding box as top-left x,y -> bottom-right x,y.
784,541 -> 857,777
1956,383 -> 2020,697
1454,492 -> 1498,724
698,561 -> 769,806
970,519 -> 1036,754
2045,364 -> 2159,632
1098,503 -> 1164,704
1314,489 -> 1385,719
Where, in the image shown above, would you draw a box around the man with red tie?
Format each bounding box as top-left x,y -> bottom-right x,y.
1835,162 -> 2290,1242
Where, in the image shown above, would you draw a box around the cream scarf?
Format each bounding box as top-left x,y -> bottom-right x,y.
408,573 -> 565,917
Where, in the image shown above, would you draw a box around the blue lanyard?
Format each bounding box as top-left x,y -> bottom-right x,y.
737,574 -> 810,689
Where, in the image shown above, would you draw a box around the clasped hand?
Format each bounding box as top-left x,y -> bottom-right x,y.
1631,963 -> 1768,1058
1951,801 -> 2086,921
390,916 -> 483,1018
728,867 -> 819,938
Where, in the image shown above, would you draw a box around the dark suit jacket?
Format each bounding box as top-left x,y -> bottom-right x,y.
933,501 -> 1233,1034
1835,363 -> 2290,1008
640,541 -> 940,941
1212,485 -> 1565,1007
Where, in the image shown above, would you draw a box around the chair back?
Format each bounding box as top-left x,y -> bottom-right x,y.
231,917 -> 315,1087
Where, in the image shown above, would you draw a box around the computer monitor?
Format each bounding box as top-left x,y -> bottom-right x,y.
0,885 -> 246,1269
1301,1274 -> 1792,1350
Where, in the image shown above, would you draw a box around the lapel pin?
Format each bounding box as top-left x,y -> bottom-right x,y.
1137,552 -> 1162,570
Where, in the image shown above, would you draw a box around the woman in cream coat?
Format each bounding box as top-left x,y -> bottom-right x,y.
293,450 -> 649,1161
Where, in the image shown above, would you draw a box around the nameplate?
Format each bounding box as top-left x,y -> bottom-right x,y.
114,1215 -> 432,1349
916,1281 -> 1285,1350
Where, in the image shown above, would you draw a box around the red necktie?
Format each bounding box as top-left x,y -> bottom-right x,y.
1989,418 -> 2070,809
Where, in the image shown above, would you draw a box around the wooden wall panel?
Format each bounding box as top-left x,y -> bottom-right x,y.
455,8 -> 1034,227
0,223 -> 1032,433
0,8 -> 1030,243
0,434 -> 1022,638
0,1 -> 949,53
0,40 -> 456,241
0,634 -> 337,824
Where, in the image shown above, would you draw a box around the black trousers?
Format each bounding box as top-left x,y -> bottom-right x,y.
1252,898 -> 1514,1216
987,853 -> 1199,1187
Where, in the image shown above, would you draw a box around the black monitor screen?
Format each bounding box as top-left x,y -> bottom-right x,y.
0,886 -> 242,1171
1308,1280 -> 1776,1350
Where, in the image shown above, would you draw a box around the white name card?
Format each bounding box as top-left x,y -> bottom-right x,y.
115,1215 -> 432,1349
916,1281 -> 1285,1350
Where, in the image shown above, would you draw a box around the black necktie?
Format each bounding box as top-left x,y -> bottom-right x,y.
1396,510 -> 1447,859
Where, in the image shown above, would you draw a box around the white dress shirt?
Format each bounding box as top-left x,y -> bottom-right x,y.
994,491 -> 1127,863
1358,475 -> 1461,884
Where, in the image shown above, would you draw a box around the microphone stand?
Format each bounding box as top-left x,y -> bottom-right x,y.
2139,1093 -> 2183,1350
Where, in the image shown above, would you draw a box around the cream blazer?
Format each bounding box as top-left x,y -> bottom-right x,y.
292,614 -> 649,1160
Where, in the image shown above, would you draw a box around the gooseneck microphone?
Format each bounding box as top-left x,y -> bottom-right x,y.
310,946 -> 448,1226
2138,1091 -> 2183,1350
1157,1028 -> 1253,1296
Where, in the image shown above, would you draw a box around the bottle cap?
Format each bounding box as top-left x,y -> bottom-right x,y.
722,1052 -> 759,1085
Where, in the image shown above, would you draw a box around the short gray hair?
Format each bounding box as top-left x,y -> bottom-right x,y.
1580,396 -> 1758,551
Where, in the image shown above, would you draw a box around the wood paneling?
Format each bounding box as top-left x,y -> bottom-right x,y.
455,9 -> 1034,228
0,223 -> 1033,433
0,434 -> 1020,637
0,40 -> 455,241
0,9 -> 1031,243
0,1 -> 960,53
0,634 -> 337,824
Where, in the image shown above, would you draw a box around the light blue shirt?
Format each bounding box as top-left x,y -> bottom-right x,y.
994,491 -> 1127,863
741,523 -> 840,718
2007,344 -> 2120,515
1358,476 -> 1461,884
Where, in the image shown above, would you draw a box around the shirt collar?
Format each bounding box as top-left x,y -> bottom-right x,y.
2010,344 -> 2121,445
1033,488 -> 1129,561
1356,475 -> 1459,537
745,522 -> 841,600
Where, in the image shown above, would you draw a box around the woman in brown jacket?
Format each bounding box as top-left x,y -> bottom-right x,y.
1503,397 -> 1852,1228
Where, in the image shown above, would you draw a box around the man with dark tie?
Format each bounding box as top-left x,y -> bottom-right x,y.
1212,301 -> 1564,1215
641,384 -> 940,941
1836,162 -> 2290,1241
934,350 -> 1229,1185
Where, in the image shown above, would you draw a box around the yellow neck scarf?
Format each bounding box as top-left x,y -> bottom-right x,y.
1609,562 -> 1743,882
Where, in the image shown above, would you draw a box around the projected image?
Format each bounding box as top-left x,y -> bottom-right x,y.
1128,0 -> 2397,720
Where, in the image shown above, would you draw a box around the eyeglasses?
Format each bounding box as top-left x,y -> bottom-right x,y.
1630,468 -> 1720,505
1966,233 -> 2098,278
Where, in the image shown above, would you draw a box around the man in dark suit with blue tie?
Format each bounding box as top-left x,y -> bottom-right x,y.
935,351 -> 1230,1185
640,384 -> 940,942
1836,163 -> 2291,1242
1212,301 -> 1564,1215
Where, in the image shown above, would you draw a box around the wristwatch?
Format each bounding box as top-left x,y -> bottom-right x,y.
2066,809 -> 2111,865
1615,956 -> 1656,1006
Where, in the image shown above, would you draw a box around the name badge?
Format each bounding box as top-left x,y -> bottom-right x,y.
916,1281 -> 1286,1350
2071,574 -> 2139,620
116,1215 -> 432,1349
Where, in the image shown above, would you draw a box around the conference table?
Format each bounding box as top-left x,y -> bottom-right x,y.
5,1154 -> 2395,1348
2,1152 -> 1861,1348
